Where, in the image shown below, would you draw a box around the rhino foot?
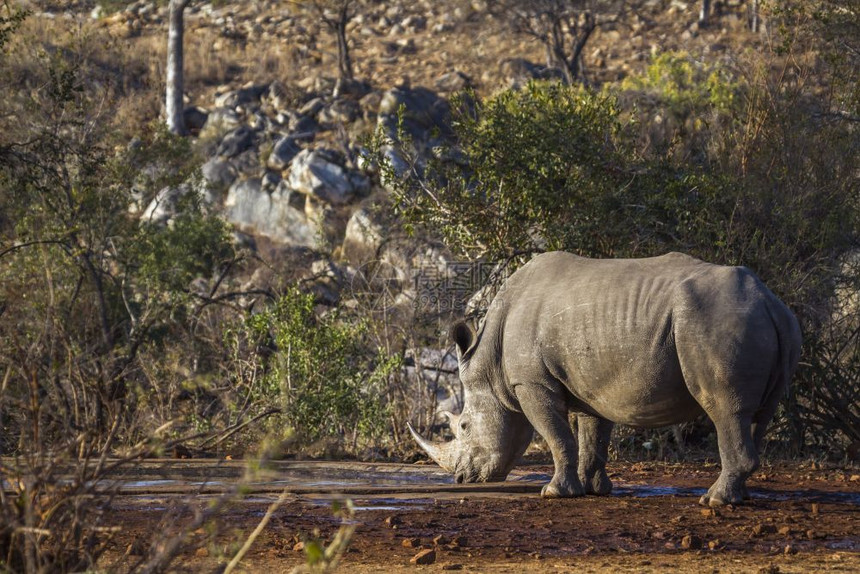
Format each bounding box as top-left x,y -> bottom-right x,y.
541,478 -> 585,498
580,470 -> 612,495
698,480 -> 745,507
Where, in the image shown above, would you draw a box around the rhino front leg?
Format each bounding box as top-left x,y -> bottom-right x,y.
577,414 -> 614,495
515,383 -> 584,498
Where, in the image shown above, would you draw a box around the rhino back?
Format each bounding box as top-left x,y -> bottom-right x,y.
493,252 -> 782,427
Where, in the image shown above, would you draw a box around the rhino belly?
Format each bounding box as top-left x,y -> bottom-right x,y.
560,353 -> 704,428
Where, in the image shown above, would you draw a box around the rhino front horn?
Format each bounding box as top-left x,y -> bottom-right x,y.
407,422 -> 458,472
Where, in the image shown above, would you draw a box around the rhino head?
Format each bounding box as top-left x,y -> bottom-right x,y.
408,321 -> 534,483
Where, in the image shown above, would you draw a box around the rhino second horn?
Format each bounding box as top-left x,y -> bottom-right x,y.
407,422 -> 458,472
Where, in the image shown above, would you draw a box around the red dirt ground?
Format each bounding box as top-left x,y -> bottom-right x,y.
100,460 -> 860,572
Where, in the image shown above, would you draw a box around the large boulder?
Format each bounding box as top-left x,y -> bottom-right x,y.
377,86 -> 452,143
201,157 -> 238,195
213,83 -> 269,111
224,178 -> 317,248
139,183 -> 208,226
341,207 -> 384,264
216,125 -> 256,159
288,148 -> 370,205
266,135 -> 301,171
198,107 -> 241,142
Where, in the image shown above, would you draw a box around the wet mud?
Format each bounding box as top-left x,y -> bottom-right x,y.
99,460 -> 860,572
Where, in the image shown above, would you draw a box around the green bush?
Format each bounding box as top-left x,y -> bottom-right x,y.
244,286 -> 398,452
383,80 -> 734,263
621,51 -> 738,115
0,2 -> 26,51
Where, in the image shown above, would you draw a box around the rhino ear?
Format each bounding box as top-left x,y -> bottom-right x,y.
450,321 -> 476,357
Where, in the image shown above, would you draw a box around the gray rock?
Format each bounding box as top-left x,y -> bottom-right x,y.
377,86 -> 452,143
267,136 -> 301,171
140,183 -> 194,226
288,149 -> 370,205
231,148 -> 264,177
342,207 -> 384,263
201,157 -> 238,195
217,126 -> 255,158
298,97 -> 326,118
198,107 -> 241,141
224,178 -> 317,247
286,111 -> 320,138
435,71 -> 472,93
318,98 -> 360,124
214,84 -> 269,110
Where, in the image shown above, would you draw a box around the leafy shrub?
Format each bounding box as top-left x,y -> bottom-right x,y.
618,50 -> 743,165
244,286 -> 399,452
383,80 -> 734,264
0,1 -> 26,50
621,51 -> 738,115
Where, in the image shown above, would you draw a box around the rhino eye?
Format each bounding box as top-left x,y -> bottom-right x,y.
460,421 -> 469,431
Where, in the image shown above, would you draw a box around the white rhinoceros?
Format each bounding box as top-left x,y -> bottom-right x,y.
409,252 -> 802,506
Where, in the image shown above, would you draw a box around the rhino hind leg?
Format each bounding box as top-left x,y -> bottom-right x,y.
515,383 -> 584,498
699,413 -> 759,507
577,414 -> 614,495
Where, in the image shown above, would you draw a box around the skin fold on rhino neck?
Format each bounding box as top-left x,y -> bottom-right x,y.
460,315 -> 520,413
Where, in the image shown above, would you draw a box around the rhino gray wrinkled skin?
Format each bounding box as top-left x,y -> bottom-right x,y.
409,252 -> 802,506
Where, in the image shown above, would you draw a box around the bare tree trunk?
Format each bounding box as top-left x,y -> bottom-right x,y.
699,0 -> 711,25
568,13 -> 596,84
548,16 -> 572,83
336,12 -> 353,81
750,0 -> 760,33
166,0 -> 190,136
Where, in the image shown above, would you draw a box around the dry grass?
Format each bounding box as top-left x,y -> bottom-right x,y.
4,10 -> 307,139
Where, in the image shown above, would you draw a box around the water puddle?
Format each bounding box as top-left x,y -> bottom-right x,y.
613,484 -> 707,498
305,497 -> 431,512
826,539 -> 859,550
122,480 -> 180,488
21,460 -> 856,506
607,483 -> 860,505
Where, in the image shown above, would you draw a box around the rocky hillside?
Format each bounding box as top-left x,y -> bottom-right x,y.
20,0 -> 768,297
